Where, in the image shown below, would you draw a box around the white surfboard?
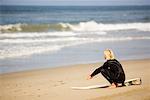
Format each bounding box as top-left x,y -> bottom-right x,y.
71,84 -> 109,90
71,78 -> 141,90
124,77 -> 141,86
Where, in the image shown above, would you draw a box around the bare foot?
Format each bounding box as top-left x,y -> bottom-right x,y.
108,83 -> 117,89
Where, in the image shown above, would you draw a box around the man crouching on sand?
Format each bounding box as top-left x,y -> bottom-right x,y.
87,49 -> 125,88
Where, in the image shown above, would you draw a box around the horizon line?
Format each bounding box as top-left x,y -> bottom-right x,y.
1,4 -> 150,6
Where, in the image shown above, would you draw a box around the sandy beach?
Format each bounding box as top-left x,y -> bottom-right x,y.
1,59 -> 150,100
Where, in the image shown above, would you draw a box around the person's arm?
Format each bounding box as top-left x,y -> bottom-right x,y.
90,67 -> 102,77
87,61 -> 108,80
87,66 -> 102,80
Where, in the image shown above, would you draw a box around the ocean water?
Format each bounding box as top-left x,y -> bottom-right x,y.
0,6 -> 150,73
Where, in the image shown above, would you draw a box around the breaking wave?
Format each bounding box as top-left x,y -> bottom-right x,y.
1,21 -> 150,32
60,21 -> 150,32
1,21 -> 150,59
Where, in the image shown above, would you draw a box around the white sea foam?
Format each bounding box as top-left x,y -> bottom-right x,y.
0,31 -> 106,38
0,32 -> 76,38
0,37 -> 80,43
60,21 -> 150,32
0,36 -> 150,59
0,23 -> 22,31
1,35 -> 150,44
0,45 -> 61,59
1,21 -> 150,59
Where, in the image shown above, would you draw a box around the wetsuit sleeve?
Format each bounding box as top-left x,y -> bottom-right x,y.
90,62 -> 108,77
90,67 -> 102,77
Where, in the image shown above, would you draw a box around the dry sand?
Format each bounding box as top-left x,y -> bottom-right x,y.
0,59 -> 150,100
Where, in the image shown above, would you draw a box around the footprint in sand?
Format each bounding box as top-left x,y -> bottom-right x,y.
45,93 -> 48,95
58,80 -> 63,82
53,80 -> 66,87
53,84 -> 58,87
14,89 -> 20,92
61,82 -> 65,85
58,80 -> 66,85
37,95 -> 40,97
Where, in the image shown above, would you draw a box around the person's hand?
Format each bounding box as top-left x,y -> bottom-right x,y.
87,75 -> 92,80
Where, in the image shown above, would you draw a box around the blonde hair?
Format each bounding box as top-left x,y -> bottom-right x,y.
104,49 -> 115,60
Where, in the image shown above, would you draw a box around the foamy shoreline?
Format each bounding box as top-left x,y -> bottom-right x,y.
1,58 -> 150,100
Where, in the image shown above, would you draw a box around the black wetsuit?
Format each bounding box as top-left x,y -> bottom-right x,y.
90,59 -> 125,85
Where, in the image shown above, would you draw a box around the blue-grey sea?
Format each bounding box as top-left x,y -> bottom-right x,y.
0,6 -> 150,73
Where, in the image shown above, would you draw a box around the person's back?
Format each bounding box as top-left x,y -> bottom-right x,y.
103,59 -> 125,84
